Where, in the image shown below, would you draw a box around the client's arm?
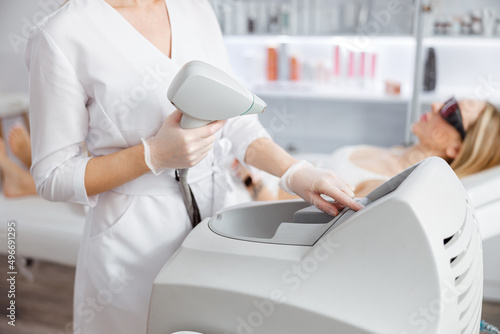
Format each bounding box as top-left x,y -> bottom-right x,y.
245,138 -> 363,215
233,159 -> 301,201
354,179 -> 385,198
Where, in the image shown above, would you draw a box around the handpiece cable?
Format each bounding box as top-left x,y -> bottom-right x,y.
175,168 -> 201,228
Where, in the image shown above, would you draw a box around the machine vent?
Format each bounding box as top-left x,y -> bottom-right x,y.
443,200 -> 483,334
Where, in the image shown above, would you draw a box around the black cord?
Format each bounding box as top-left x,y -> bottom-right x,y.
175,169 -> 201,228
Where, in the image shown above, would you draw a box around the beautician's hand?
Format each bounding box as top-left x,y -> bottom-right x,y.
279,160 -> 363,216
141,110 -> 225,175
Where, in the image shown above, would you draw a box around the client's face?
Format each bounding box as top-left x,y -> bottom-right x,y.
412,99 -> 485,158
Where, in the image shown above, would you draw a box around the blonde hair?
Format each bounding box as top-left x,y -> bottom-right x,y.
451,102 -> 500,178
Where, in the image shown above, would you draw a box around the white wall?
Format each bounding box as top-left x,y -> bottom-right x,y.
0,0 -> 65,94
2,0 -> 498,155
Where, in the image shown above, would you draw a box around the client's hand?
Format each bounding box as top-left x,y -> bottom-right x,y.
279,160 -> 363,216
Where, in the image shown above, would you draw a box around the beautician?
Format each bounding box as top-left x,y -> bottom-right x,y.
25,0 -> 362,333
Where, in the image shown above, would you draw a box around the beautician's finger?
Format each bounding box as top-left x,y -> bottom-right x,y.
334,173 -> 356,193
189,153 -> 210,167
196,142 -> 215,156
196,134 -> 218,148
197,119 -> 227,138
337,182 -> 356,199
168,109 -> 184,124
322,171 -> 355,198
320,186 -> 363,212
332,202 -> 346,212
310,193 -> 339,216
327,178 -> 355,199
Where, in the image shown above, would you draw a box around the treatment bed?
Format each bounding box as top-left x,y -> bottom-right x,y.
0,158 -> 499,301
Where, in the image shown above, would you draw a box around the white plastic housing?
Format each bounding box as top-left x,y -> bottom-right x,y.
147,157 -> 483,334
168,60 -> 266,129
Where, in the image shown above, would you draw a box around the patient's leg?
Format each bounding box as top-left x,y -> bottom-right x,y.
8,125 -> 32,168
0,137 -> 36,197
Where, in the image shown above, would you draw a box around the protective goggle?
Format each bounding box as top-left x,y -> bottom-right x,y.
440,97 -> 466,140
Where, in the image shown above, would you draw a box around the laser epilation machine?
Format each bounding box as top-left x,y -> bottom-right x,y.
147,157 -> 483,334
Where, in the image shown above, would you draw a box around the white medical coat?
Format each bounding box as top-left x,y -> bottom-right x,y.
25,0 -> 269,332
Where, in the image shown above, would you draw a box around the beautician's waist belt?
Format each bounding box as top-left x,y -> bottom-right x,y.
112,169 -> 212,196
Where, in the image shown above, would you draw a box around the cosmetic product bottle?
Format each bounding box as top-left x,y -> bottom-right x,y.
482,8 -> 497,36
302,61 -> 314,82
290,55 -> 301,81
433,15 -> 444,35
281,2 -> 291,35
301,0 -> 310,35
461,14 -> 473,35
324,63 -> 333,86
369,53 -> 377,88
442,16 -> 452,35
267,46 -> 278,81
289,0 -> 299,35
268,3 -> 281,34
247,2 -> 257,34
358,52 -> 366,87
347,51 -> 355,86
333,45 -> 341,85
423,47 -> 436,92
257,1 -> 268,34
423,11 -> 435,36
471,10 -> 483,35
328,7 -> 341,34
242,50 -> 259,86
343,2 -> 359,33
235,0 -> 247,35
316,61 -> 327,83
385,80 -> 401,96
314,0 -> 323,35
450,17 -> 461,35
278,43 -> 289,82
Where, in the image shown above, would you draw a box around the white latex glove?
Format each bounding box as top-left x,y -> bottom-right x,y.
141,110 -> 225,175
279,160 -> 363,216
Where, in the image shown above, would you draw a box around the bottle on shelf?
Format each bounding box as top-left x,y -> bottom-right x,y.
423,47 -> 437,92
278,43 -> 289,81
290,55 -> 300,81
261,40 -> 381,95
332,45 -> 341,84
208,0 -> 414,36
267,46 -> 278,81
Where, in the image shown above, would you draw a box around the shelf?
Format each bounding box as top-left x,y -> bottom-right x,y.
224,35 -> 416,50
423,36 -> 500,47
252,82 -> 410,103
419,91 -> 500,105
224,34 -> 415,41
225,35 -> 416,104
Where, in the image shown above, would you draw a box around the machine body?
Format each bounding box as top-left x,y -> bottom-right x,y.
147,158 -> 483,334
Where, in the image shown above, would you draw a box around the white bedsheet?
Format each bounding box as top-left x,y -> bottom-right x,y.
0,194 -> 86,266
